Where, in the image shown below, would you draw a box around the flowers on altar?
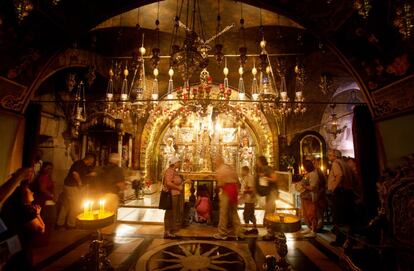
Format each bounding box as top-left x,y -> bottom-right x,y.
280,154 -> 295,168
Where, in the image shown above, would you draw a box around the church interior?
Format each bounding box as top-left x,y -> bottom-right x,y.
0,0 -> 413,270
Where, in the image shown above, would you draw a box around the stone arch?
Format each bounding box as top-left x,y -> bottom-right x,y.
19,49 -> 109,113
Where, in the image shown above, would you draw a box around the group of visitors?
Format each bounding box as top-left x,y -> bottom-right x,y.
0,152 -> 126,270
162,148 -> 363,244
295,149 -> 362,244
0,146 -> 363,268
0,164 -> 51,270
161,154 -> 280,240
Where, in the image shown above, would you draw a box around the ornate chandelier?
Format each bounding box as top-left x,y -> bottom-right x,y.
100,0 -> 308,124
325,104 -> 347,139
105,36 -> 150,121
72,81 -> 87,137
166,0 -> 234,114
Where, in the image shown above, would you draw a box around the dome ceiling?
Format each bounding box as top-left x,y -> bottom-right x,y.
0,0 -> 413,120
93,1 -> 304,33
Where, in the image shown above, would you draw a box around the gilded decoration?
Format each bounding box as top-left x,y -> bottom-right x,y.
0,76 -> 29,113
139,85 -> 276,182
371,74 -> 414,119
388,177 -> 414,249
334,1 -> 414,93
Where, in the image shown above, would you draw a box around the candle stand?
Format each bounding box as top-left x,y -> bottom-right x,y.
76,210 -> 115,271
263,213 -> 301,271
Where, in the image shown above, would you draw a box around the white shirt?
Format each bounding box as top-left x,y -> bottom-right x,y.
241,174 -> 256,203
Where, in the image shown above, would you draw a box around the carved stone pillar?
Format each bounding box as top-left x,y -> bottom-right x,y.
81,134 -> 87,158
128,136 -> 132,168
117,133 -> 123,167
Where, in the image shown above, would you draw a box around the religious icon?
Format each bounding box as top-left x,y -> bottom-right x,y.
163,136 -> 178,169
300,135 -> 323,169
200,128 -> 213,172
239,136 -> 254,170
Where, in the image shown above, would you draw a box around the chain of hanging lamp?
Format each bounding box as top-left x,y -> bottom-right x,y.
101,0 -> 312,125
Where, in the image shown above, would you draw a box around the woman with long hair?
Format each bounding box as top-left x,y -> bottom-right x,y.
32,162 -> 56,245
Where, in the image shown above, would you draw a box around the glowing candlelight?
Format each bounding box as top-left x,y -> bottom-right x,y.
83,200 -> 90,217
99,199 -> 106,216
320,165 -> 324,172
89,201 -> 94,217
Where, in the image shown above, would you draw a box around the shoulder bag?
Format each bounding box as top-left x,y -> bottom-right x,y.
255,175 -> 270,196
158,174 -> 172,210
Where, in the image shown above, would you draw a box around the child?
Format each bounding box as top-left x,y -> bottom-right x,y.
195,185 -> 211,223
241,166 -> 258,234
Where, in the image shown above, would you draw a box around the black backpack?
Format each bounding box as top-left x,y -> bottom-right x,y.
255,175 -> 270,196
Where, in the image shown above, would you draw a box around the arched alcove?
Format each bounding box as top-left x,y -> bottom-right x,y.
139,84 -> 278,181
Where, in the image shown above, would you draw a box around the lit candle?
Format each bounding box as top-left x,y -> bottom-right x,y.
89,201 -> 94,218
99,199 -> 106,216
83,200 -> 89,218
320,165 -> 324,172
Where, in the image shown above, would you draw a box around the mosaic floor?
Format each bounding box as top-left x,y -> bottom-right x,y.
34,223 -> 343,271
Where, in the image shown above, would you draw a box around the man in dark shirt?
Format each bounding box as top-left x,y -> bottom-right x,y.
56,153 -> 96,228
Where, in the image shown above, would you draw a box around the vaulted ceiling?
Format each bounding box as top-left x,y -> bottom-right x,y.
0,0 -> 413,121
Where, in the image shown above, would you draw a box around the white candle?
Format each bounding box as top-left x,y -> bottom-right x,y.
83,201 -> 89,217
89,201 -> 94,217
99,199 -> 106,215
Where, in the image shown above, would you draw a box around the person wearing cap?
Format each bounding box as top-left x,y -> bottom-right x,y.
163,156 -> 184,238
99,153 -> 126,215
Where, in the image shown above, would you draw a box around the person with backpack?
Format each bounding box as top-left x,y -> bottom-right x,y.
255,156 -> 278,241
327,149 -> 355,246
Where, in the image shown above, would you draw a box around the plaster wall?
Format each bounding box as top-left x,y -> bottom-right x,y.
378,113 -> 414,167
0,111 -> 24,184
35,94 -> 75,194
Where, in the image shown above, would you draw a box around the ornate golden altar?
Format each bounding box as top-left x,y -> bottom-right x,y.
181,172 -> 216,182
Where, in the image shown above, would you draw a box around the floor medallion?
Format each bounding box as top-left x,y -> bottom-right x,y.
136,240 -> 256,271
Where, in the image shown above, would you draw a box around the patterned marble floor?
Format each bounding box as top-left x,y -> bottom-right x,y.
104,223 -> 341,271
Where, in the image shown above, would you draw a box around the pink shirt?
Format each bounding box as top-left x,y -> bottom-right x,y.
165,167 -> 183,196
